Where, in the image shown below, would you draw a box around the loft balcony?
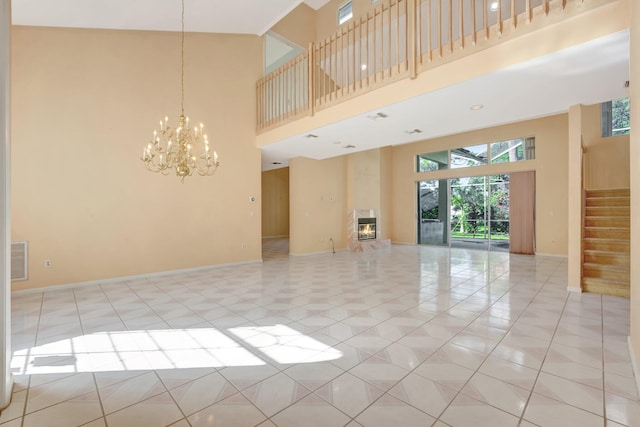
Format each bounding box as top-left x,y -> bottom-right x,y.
256,0 -> 628,169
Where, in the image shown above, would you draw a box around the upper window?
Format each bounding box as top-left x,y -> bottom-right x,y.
417,150 -> 448,172
451,144 -> 488,169
338,1 -> 353,25
602,97 -> 630,137
417,137 -> 535,172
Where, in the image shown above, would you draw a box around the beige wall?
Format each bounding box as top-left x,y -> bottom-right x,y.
581,102 -> 630,190
391,114 -> 569,255
289,156 -> 347,254
271,3 -> 317,48
262,168 -> 290,237
11,26 -> 263,290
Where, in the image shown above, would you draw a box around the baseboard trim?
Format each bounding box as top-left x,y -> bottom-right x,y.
534,253 -> 569,258
628,336 -> 640,397
567,286 -> 583,293
12,259 -> 263,295
391,241 -> 417,246
289,248 -> 346,257
0,372 -> 12,410
262,235 -> 289,239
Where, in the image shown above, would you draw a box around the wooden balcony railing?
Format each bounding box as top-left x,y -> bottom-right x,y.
257,0 -> 597,133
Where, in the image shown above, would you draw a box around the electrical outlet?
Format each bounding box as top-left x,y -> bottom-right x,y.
44,260 -> 52,268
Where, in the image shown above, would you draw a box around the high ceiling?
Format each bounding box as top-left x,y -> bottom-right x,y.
11,0 -> 331,35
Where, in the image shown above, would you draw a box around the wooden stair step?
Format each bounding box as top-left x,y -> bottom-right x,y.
583,263 -> 630,282
586,189 -> 630,198
585,197 -> 630,207
583,238 -> 630,252
582,277 -> 629,298
584,227 -> 630,240
585,206 -> 630,217
583,250 -> 630,267
584,216 -> 630,228
585,208 -> 630,217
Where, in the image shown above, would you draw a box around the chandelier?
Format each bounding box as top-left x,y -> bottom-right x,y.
141,0 -> 219,181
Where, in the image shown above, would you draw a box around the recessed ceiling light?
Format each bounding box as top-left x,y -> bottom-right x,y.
305,133 -> 318,138
405,129 -> 423,135
271,162 -> 282,165
367,112 -> 388,120
490,2 -> 498,11
470,104 -> 484,110
333,141 -> 342,144
361,64 -> 367,71
344,144 -> 356,149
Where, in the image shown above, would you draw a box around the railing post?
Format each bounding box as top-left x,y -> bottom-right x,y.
308,42 -> 315,117
409,0 -> 417,79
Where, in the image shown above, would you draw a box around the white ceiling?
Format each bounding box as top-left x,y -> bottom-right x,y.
261,30 -> 630,170
11,0 -> 331,35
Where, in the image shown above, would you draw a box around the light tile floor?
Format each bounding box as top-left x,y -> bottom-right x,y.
1,241 -> 639,426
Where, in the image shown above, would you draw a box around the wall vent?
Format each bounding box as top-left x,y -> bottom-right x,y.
11,241 -> 28,281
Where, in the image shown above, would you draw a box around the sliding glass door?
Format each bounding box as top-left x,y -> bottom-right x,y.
417,179 -> 448,246
418,174 -> 510,252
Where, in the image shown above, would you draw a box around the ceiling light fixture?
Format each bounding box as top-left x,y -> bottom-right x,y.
141,0 -> 219,181
344,144 -> 356,149
367,112 -> 389,120
305,134 -> 319,139
490,1 -> 498,11
405,129 -> 423,134
470,104 -> 484,110
361,64 -> 367,71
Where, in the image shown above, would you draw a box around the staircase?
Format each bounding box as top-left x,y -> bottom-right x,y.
582,189 -> 630,298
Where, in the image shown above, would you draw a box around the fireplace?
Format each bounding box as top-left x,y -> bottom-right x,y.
358,218 -> 376,241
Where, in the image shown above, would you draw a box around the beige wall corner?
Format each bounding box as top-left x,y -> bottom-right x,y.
270,3 -> 317,48
629,0 -> 640,391
567,105 -> 584,292
289,156 -> 346,254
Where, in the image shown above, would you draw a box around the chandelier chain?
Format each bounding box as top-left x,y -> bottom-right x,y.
181,0 -> 185,115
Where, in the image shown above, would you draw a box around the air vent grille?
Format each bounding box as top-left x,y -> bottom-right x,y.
11,241 -> 28,281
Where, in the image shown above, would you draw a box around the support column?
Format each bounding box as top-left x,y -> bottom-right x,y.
567,104 -> 584,293
0,0 -> 12,410
628,0 -> 640,395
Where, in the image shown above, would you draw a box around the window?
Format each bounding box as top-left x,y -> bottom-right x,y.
417,137 -> 534,173
417,150 -> 448,172
451,144 -> 487,168
490,138 -> 535,163
602,97 -> 630,137
338,1 -> 353,25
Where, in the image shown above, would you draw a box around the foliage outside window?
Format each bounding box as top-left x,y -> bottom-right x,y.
450,175 -> 509,240
602,97 -> 630,137
338,1 -> 353,25
490,139 -> 525,163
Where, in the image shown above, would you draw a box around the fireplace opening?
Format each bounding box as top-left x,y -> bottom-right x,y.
358,218 -> 376,241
